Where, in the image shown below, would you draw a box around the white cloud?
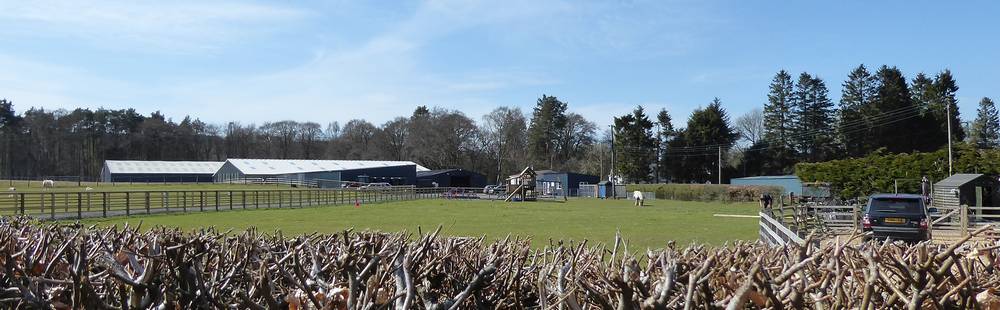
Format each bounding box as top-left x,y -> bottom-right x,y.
0,0 -> 309,52
0,0 -> 721,126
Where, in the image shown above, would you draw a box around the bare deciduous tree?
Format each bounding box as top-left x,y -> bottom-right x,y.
735,108 -> 765,146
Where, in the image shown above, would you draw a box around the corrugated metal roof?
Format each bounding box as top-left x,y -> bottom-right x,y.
104,160 -> 224,175
225,159 -> 429,175
935,174 -> 984,188
417,169 -> 462,178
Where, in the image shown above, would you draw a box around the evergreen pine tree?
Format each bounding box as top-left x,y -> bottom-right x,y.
970,97 -> 1000,149
933,70 -> 964,142
668,98 -> 738,183
527,95 -> 567,169
909,72 -> 950,151
763,70 -> 794,147
613,106 -> 656,183
655,108 -> 674,182
871,66 -> 922,153
761,70 -> 796,172
838,65 -> 877,157
791,73 -> 836,162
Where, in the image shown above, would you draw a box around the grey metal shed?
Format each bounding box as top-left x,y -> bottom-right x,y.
933,174 -> 998,211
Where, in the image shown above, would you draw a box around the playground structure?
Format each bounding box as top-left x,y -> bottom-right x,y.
505,167 -> 537,202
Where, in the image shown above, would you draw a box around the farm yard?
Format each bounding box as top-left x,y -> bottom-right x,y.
77,198 -> 761,249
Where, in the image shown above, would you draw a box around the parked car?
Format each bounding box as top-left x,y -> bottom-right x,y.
483,185 -> 498,194
862,194 -> 936,242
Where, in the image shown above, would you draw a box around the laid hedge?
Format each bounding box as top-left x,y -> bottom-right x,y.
627,183 -> 783,202
796,144 -> 1000,199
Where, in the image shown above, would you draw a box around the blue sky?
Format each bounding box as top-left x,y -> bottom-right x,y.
0,0 -> 996,128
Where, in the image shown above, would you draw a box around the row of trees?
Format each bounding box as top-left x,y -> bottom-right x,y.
610,64 -> 1000,184
3,64 -> 997,185
0,97 -> 599,184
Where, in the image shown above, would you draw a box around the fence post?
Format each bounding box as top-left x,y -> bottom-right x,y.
182,191 -> 187,212
145,192 -> 151,214
126,192 -> 131,217
199,191 -> 204,212
165,192 -> 169,212
50,193 -> 55,220
77,192 -> 82,219
18,193 -> 25,215
229,191 -> 233,210
242,191 -> 246,210
102,192 -> 107,218
279,191 -> 283,208
215,191 -> 220,211
254,191 -> 259,209
961,204 -> 969,236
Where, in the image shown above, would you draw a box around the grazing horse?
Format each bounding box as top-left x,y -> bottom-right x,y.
633,191 -> 644,207
42,180 -> 55,189
6,187 -> 13,198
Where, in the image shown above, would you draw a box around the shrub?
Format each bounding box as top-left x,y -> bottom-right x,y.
627,183 -> 783,203
796,144 -> 1000,199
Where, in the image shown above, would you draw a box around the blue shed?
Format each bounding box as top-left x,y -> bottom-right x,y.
731,175 -> 802,195
536,170 -> 601,196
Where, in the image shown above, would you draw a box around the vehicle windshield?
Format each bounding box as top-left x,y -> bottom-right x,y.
868,198 -> 923,214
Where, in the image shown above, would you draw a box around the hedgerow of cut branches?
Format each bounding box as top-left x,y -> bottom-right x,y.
1,217 -> 1000,309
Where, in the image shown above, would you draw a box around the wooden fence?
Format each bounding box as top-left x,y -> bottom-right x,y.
0,187 -> 488,220
759,204 -> 858,246
760,202 -> 1000,244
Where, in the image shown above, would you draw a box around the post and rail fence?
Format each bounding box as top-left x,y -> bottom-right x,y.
0,186 -> 494,221
760,202 -> 1000,246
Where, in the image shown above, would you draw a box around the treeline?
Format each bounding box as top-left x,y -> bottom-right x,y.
0,97 -> 601,183
611,64 -> 1000,184
3,64 -> 998,184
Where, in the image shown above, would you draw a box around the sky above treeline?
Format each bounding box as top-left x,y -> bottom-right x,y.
1,0 -> 996,128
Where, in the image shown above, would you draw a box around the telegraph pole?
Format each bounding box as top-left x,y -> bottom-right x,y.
946,102 -> 953,175
610,124 -> 616,198
655,123 -> 661,184
717,146 -> 722,185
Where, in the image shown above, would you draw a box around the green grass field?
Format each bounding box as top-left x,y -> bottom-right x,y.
79,198 -> 760,249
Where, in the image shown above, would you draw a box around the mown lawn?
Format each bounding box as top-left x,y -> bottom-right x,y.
80,198 -> 760,249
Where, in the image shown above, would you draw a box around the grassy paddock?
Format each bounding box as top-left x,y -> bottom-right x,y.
79,198 -> 759,249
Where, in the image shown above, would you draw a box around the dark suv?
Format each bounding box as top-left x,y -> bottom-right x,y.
862,194 -> 935,242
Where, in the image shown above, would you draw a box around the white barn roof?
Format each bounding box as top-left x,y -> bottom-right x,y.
104,160 -> 224,175
225,159 -> 430,175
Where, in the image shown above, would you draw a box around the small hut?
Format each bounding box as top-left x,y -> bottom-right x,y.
505,167 -> 537,202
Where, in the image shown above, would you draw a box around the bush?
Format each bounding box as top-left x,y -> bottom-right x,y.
796,144 -> 1000,199
627,183 -> 783,203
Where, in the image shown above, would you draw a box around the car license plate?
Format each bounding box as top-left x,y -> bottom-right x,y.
884,218 -> 906,224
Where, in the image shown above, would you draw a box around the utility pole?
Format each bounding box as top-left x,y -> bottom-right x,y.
947,102 -> 954,175
655,123 -> 661,184
610,124 -> 616,198
717,146 -> 722,185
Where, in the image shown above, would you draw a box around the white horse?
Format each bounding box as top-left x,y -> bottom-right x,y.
6,187 -> 14,198
42,180 -> 55,189
633,191 -> 644,206
85,187 -> 94,191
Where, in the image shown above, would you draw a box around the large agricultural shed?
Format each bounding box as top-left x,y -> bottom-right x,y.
214,159 -> 429,187
535,170 -> 600,195
416,169 -> 486,188
731,175 -> 803,195
100,160 -> 224,183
